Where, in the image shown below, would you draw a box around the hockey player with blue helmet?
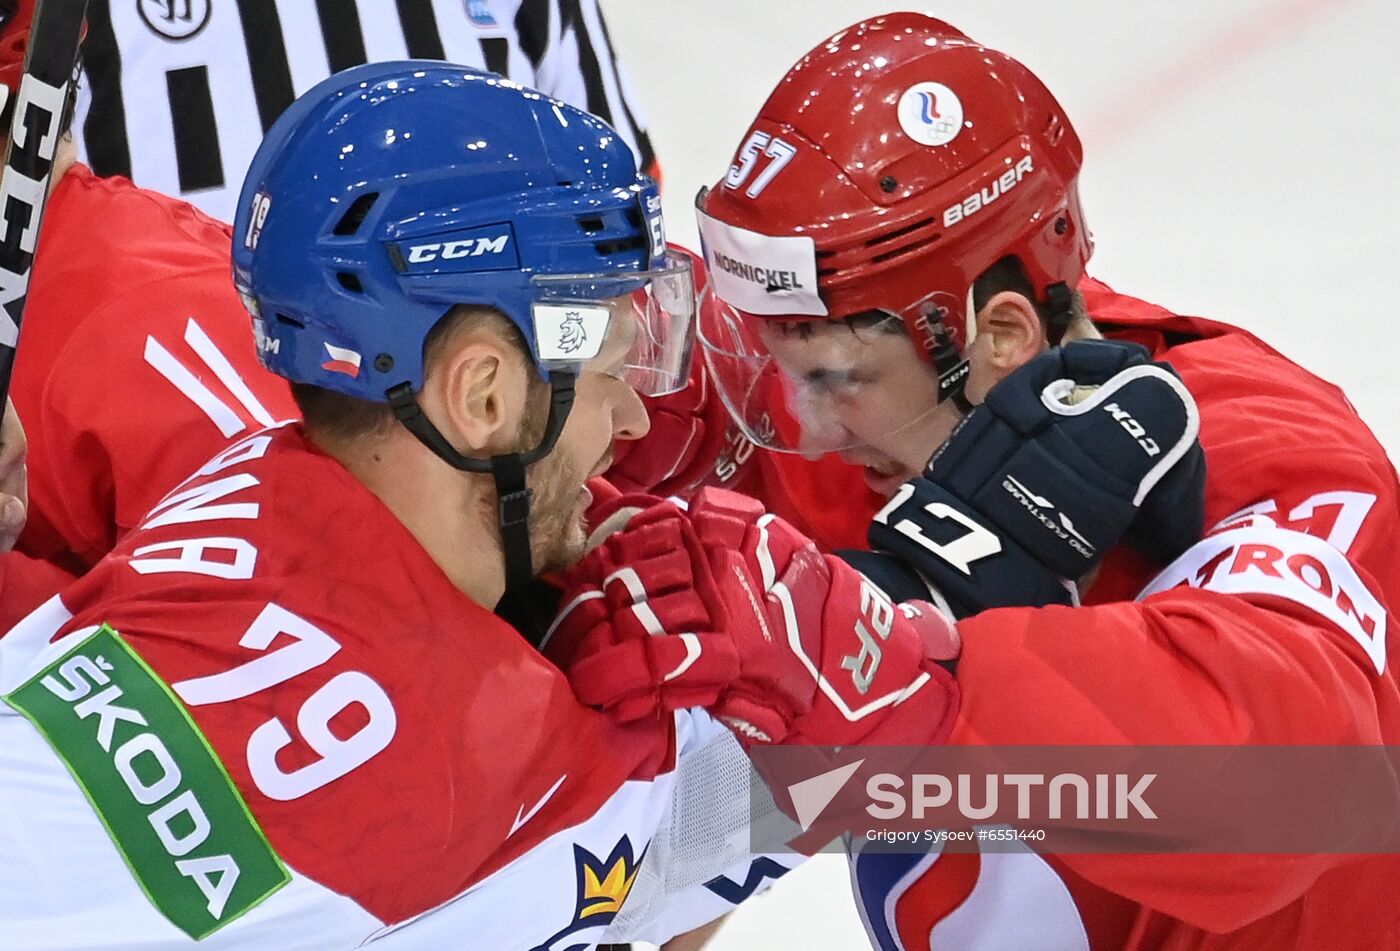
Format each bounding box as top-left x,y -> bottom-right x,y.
0,63 -> 783,948
232,60 -> 695,614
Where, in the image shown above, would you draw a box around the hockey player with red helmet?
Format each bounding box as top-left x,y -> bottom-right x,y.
575,12 -> 1400,949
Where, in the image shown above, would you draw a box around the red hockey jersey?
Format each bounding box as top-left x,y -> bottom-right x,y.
11,163 -> 298,577
737,278 -> 1400,948
0,423 -> 785,947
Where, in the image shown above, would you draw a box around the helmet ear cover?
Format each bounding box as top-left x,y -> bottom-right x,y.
697,12 -> 1093,423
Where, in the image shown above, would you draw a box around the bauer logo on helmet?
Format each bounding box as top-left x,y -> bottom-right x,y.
943,155 -> 1035,228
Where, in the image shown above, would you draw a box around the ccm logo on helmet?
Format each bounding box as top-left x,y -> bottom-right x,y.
943,156 -> 1035,229
405,233 -> 510,264
389,224 -> 522,274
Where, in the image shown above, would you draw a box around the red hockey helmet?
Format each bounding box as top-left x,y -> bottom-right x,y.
0,1 -> 85,120
0,0 -> 33,94
697,13 -> 1093,453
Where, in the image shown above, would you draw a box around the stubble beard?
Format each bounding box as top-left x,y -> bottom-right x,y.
484,381 -> 591,577
527,449 -> 590,575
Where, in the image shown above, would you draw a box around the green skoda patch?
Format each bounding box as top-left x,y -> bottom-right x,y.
4,624 -> 289,939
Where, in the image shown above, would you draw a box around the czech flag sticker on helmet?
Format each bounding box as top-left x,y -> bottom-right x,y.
321,342 -> 363,378
897,82 -> 965,148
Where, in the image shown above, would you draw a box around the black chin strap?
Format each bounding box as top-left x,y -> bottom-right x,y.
1044,281 -> 1075,345
933,334 -> 974,416
387,372 -> 576,641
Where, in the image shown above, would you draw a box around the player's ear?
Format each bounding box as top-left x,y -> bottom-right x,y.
964,291 -> 1044,403
424,334 -> 531,455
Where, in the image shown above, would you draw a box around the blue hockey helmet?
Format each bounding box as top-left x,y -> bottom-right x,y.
231,60 -> 694,404
230,62 -> 696,611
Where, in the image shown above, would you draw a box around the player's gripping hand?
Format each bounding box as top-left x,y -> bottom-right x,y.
542,496 -> 743,722
544,489 -> 959,748
688,489 -> 959,748
869,340 -> 1204,616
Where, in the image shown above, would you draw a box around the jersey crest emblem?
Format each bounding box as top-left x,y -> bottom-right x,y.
530,836 -> 648,950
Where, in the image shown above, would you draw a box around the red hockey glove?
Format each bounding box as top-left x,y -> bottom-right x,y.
542,497 -> 741,722
605,345 -> 738,497
687,489 -> 961,748
546,489 -> 960,746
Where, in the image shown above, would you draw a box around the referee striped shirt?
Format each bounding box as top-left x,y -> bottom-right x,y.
73,0 -> 658,221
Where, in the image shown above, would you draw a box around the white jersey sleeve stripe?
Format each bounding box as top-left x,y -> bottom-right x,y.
144,335 -> 248,439
182,318 -> 278,427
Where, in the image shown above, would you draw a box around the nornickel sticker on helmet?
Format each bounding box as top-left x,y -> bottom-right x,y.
897,82 -> 965,148
695,210 -> 827,317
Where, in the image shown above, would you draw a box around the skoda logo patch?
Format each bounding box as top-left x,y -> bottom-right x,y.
138,0 -> 213,41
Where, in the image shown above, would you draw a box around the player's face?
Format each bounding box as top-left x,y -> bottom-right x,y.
758,320 -> 961,496
528,308 -> 650,573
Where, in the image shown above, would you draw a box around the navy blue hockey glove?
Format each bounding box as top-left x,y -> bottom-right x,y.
867,340 -> 1205,616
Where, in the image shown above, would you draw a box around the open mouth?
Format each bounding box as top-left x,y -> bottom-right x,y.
863,464 -> 908,496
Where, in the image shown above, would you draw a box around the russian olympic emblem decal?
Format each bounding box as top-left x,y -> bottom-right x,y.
897,81 -> 965,147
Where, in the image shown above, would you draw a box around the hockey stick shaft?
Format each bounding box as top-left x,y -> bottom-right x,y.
0,0 -> 88,404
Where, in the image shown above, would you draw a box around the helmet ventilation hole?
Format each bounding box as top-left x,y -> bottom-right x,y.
333,192 -> 380,236
337,272 -> 364,293
595,236 -> 648,256
578,216 -> 605,233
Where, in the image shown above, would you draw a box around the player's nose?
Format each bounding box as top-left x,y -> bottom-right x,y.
613,386 -> 650,442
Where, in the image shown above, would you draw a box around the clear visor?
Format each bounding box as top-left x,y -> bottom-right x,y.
530,249 -> 696,397
698,283 -> 955,456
